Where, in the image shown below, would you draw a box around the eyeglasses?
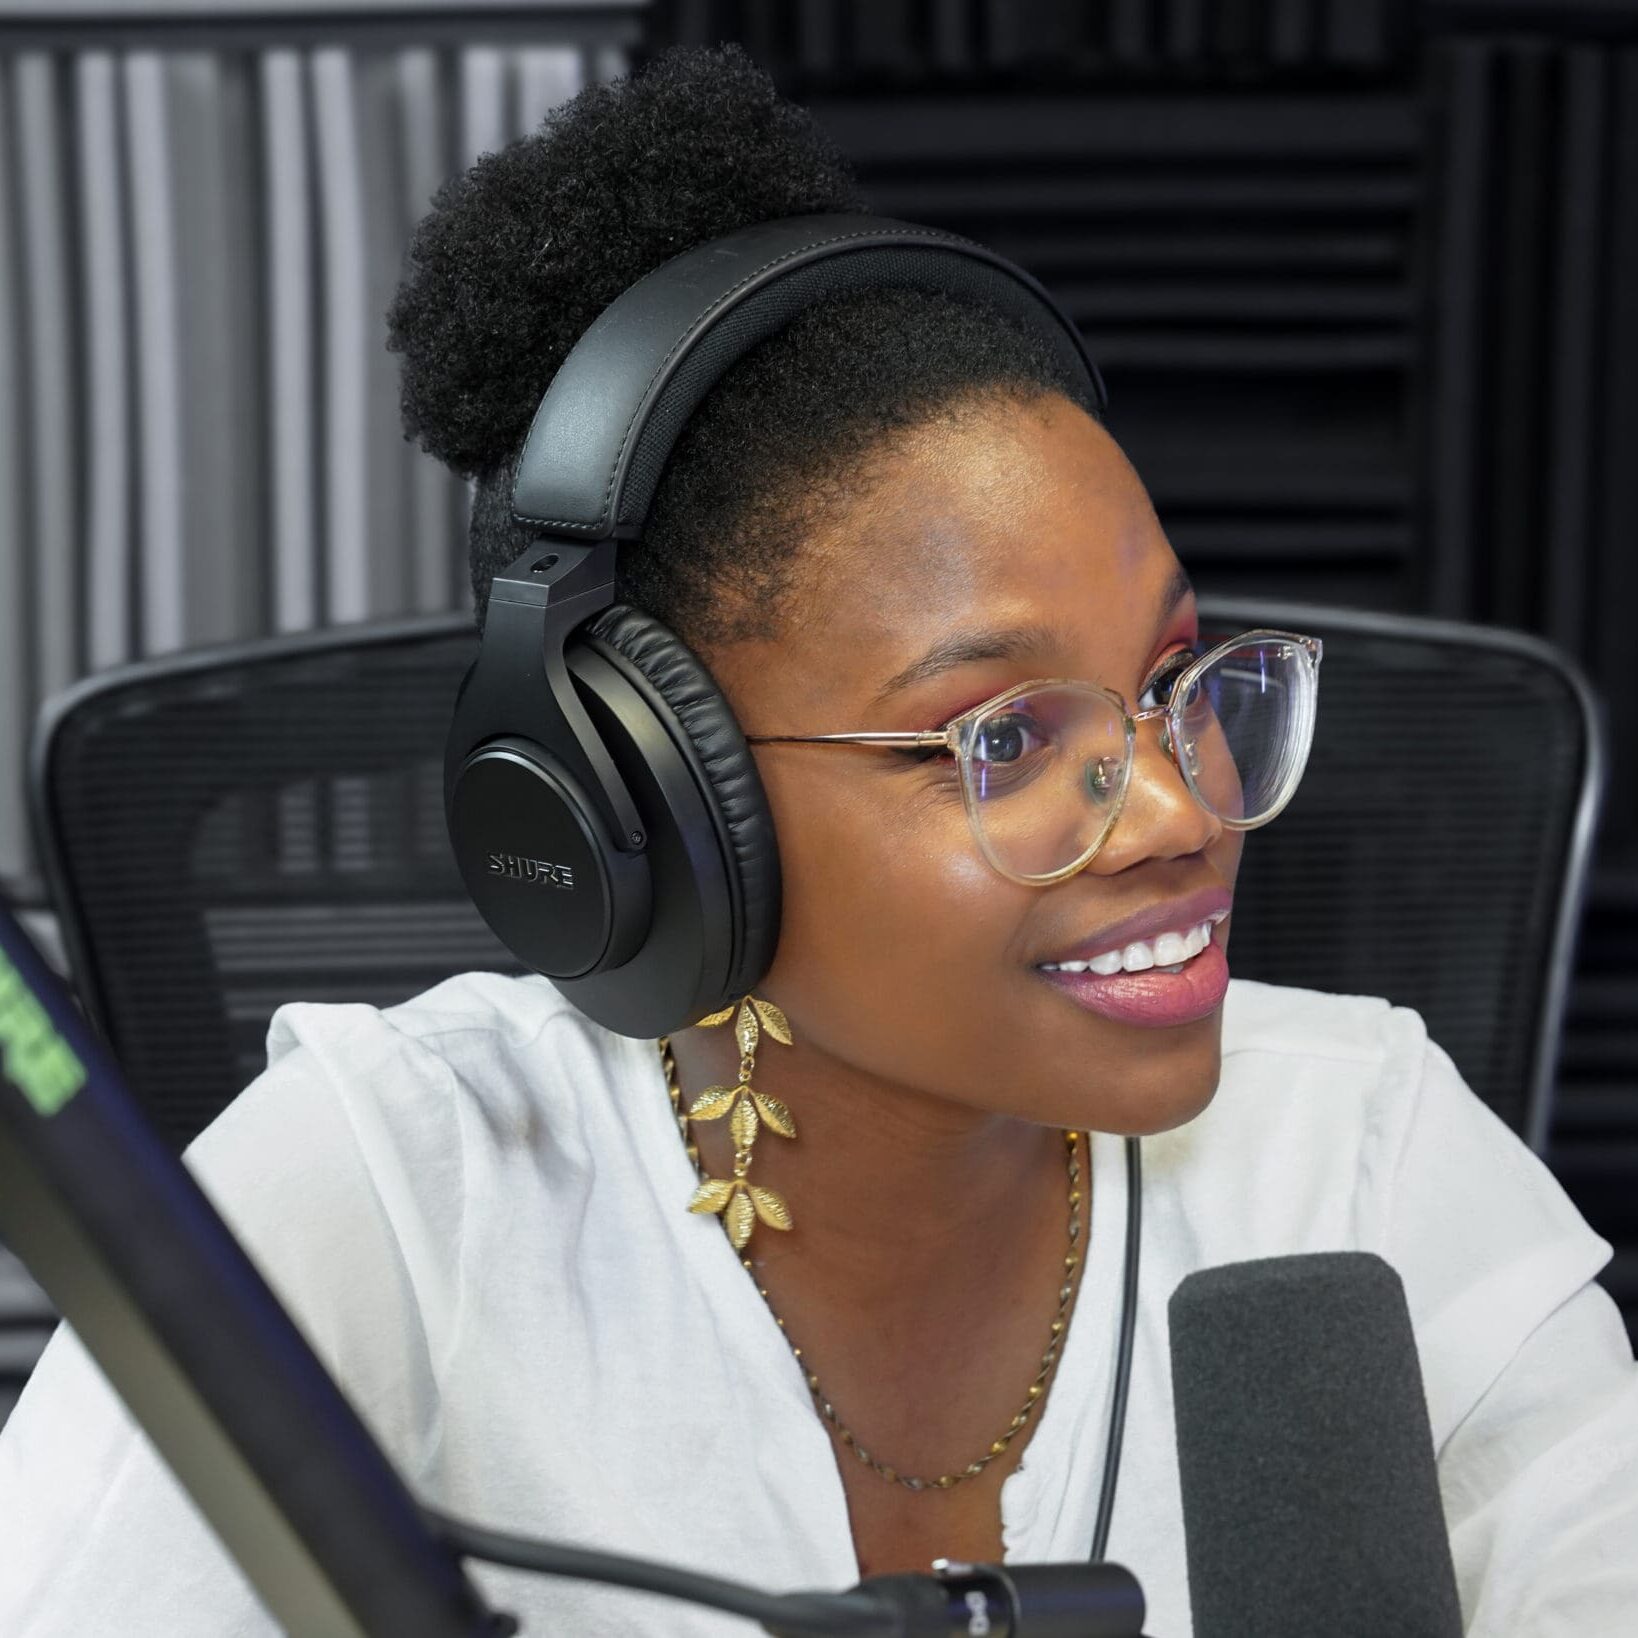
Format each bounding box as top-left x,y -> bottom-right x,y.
746,629 -> 1322,886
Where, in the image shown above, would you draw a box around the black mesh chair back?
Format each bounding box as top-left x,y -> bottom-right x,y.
1198,598 -> 1603,1150
31,616 -> 519,1149
32,603 -> 1601,1152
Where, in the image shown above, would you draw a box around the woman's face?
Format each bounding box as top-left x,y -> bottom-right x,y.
705,392 -> 1242,1136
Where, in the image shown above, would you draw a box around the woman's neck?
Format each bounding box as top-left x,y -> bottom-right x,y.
664,1017 -> 1091,1510
664,1023 -> 1073,1314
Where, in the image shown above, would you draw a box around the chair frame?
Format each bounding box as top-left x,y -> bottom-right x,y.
1198,596 -> 1606,1155
29,601 -> 1604,1156
27,612 -> 477,1058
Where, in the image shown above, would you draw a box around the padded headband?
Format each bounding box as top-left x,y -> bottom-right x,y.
510,212 -> 1108,539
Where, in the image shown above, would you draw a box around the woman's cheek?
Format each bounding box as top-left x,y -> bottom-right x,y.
767,783 -> 950,992
843,791 -> 1005,960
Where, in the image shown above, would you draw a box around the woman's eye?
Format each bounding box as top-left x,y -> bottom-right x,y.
1138,650 -> 1196,711
972,712 -> 1049,764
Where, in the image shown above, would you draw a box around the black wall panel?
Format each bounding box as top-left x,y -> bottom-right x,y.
656,0 -> 1638,1337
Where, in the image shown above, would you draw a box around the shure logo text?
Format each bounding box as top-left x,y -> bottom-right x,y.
486,853 -> 576,889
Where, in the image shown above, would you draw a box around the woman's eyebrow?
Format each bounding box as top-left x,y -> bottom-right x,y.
868,564 -> 1197,708
869,622 -> 1067,707
1156,561 -> 1196,627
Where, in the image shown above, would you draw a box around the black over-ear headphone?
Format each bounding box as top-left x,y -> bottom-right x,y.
444,213 -> 1108,1038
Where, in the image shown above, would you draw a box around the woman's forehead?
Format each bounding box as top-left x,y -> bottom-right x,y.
723,397 -> 1183,713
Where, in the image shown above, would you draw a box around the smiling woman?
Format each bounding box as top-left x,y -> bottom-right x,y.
1,41 -> 1636,1638
704,400 -> 1246,1140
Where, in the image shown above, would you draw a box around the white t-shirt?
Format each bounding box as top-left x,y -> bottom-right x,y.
0,975 -> 1633,1636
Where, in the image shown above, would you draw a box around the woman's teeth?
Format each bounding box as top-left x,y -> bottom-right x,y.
1039,919 -> 1218,977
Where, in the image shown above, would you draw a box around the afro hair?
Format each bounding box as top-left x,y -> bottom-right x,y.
387,44 -> 1082,646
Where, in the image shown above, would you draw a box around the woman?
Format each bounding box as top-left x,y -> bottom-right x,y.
1,45 -> 1633,1637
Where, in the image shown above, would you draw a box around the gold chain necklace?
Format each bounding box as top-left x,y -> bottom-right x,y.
658,1037 -> 1086,1492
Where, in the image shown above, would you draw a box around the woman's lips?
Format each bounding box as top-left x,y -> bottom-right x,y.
1035,938 -> 1230,1028
1038,886 -> 1232,969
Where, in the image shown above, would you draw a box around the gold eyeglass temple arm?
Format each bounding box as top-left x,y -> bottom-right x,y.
745,730 -> 950,748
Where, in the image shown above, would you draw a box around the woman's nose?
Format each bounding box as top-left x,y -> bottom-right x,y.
1090,716 -> 1221,871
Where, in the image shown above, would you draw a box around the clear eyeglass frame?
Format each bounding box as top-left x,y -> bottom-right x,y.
745,627 -> 1323,888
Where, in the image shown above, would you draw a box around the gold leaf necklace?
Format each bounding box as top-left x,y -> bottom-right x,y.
658,1034 -> 1087,1492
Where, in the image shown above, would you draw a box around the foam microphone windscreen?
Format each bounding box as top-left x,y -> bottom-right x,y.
1168,1251 -> 1464,1638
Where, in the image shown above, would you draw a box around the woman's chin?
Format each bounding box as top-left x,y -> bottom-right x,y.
1108,1075 -> 1220,1137
1023,1022 -> 1224,1136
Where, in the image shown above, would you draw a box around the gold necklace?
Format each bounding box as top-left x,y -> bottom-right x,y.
658,1036 -> 1086,1492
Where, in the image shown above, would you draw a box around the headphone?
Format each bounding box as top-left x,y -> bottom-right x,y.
444,212 -> 1108,1040
442,213 -> 1138,1559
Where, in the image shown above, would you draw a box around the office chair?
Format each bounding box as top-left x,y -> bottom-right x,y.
30,601 -> 1601,1153
1197,597 -> 1602,1153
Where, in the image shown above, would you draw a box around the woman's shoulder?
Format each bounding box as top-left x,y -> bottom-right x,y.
1183,976 -> 1434,1161
235,968 -> 635,1152
173,973 -> 647,1421
1151,979 -> 1612,1449
1219,974 -> 1422,1071
264,966 -> 623,1075
1146,975 -> 1588,1279
186,971 -> 642,1278
1207,977 -> 1544,1195
1211,974 -> 1465,1143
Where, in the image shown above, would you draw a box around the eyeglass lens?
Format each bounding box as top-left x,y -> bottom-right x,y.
1174,637 -> 1314,824
964,688 -> 1131,882
961,636 -> 1316,882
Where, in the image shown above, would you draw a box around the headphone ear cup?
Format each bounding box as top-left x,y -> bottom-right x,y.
579,605 -> 781,1008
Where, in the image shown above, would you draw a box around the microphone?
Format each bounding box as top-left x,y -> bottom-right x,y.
0,895 -> 512,1635
1169,1252 -> 1464,1638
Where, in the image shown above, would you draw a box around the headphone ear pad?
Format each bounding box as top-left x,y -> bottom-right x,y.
580,605 -> 781,1003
